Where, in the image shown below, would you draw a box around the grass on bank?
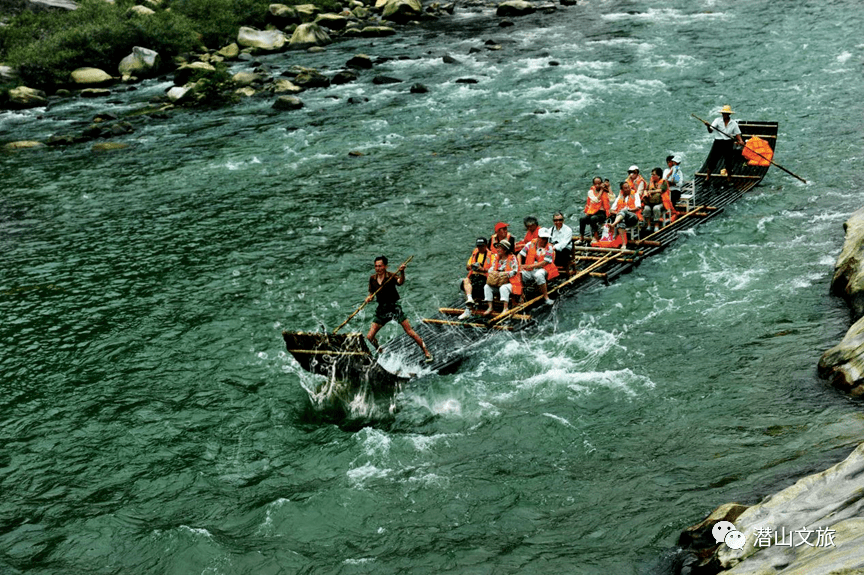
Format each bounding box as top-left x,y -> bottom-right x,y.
0,0 -> 339,89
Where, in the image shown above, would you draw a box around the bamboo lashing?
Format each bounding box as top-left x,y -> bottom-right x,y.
287,349 -> 371,356
692,113 -> 807,184
422,318 -> 513,331
438,308 -> 531,321
333,255 -> 414,334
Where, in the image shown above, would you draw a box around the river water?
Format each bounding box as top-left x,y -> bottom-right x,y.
2,0 -> 864,573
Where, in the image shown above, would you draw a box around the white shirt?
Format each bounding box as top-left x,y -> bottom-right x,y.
550,224 -> 573,251
710,117 -> 741,141
663,164 -> 683,191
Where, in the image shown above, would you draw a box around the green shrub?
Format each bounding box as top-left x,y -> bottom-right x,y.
168,0 -> 270,48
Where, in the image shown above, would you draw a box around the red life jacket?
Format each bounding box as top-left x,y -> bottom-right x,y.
524,240 -> 559,280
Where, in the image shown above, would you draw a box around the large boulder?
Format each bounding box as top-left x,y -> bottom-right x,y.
173,61 -> 216,86
70,67 -> 113,86
496,0 -> 535,16
268,3 -> 299,26
359,25 -> 396,37
314,13 -> 349,30
346,54 -> 373,69
126,5 -> 155,16
4,140 -> 45,150
7,86 -> 47,109
272,79 -> 303,94
713,442 -> 864,572
118,46 -> 160,79
380,0 -> 422,21
819,315 -> 864,396
217,43 -> 240,60
293,69 -> 330,88
293,3 -> 321,22
288,23 -> 331,50
232,71 -> 260,87
237,26 -> 288,52
831,207 -> 864,320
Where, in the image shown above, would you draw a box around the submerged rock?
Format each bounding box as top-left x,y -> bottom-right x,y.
92,142 -> 129,151
293,69 -> 330,88
346,54 -> 374,69
372,75 -> 403,84
272,95 -> 304,110
496,0 -> 535,16
4,140 -> 45,150
409,83 -> 428,93
359,26 -> 396,37
80,88 -> 111,98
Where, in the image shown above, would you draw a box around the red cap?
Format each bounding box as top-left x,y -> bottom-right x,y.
494,222 -> 508,232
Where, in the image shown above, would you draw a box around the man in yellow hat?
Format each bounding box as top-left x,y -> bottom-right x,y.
705,104 -> 746,181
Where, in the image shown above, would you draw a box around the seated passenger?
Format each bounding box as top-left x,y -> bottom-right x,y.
483,239 -> 521,316
550,212 -> 574,268
461,237 -> 491,306
642,167 -> 669,233
626,165 -> 647,197
489,222 -> 515,252
518,228 -> 557,306
609,181 -> 642,250
517,216 -> 539,252
578,177 -> 610,244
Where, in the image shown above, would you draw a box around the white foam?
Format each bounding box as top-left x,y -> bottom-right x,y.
357,427 -> 391,458
837,51 -> 852,63
343,558 -> 376,565
542,412 -> 575,428
347,463 -> 391,487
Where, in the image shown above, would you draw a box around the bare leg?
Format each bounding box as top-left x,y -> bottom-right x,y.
366,322 -> 384,352
462,277 -> 474,302
400,319 -> 432,359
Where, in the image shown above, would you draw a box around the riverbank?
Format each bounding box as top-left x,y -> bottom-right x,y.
674,208 -> 864,575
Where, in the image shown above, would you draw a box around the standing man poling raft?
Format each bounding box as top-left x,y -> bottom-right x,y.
365,256 -> 433,363
705,104 -> 746,181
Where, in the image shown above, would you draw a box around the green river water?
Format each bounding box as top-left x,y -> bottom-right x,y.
2,0 -> 864,573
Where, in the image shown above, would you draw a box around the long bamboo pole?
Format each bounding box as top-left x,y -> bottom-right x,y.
333,255 -> 414,334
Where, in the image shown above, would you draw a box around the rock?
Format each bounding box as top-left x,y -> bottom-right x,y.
232,71 -> 260,87
560,0 -> 576,4
144,0 -> 162,8
346,54 -> 373,69
166,85 -> 193,103
380,0 -> 422,22
831,208 -> 864,320
442,54 -> 460,64
441,2 -> 454,13
0,65 -> 19,83
55,88 -> 72,97
273,79 -> 303,94
314,13 -> 348,29
92,142 -> 129,151
268,3 -> 299,26
455,78 -> 478,83
293,69 -> 330,88
712,442 -> 864,573
288,23 -> 331,50
82,124 -> 104,138
80,88 -> 111,98
46,134 -> 78,146
819,315 -> 864,393
372,75 -> 403,84
7,86 -> 47,109
331,70 -> 358,84
347,96 -> 368,104
235,86 -> 256,97
22,0 -> 77,10
679,502 -> 749,549
499,19 -> 514,26
217,43 -> 240,59
360,26 -> 396,37
4,141 -> 44,150
272,95 -> 304,110
118,46 -> 160,78
496,0 -> 535,16
409,82 -> 428,93
307,46 -> 326,53
237,26 -> 287,52
548,60 -> 560,66
352,6 -> 370,17
110,122 -> 133,135
173,61 -> 216,85
486,44 -> 503,51
293,3 -> 321,22
70,67 -> 113,86
126,5 -> 154,16
348,150 -> 364,156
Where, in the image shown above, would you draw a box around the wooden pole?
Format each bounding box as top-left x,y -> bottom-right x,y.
333,255 -> 414,334
692,114 -> 807,184
491,252 -> 619,325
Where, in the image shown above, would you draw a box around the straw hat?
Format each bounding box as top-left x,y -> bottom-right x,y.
720,104 -> 735,115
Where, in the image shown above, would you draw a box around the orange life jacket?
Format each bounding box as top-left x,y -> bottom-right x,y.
524,240 -> 559,280
490,252 -> 522,296
627,174 -> 646,195
612,192 -> 643,221
584,187 -> 610,216
466,248 -> 491,278
742,136 -> 774,166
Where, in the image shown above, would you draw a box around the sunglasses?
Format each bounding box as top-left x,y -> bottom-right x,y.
553,219 -> 563,222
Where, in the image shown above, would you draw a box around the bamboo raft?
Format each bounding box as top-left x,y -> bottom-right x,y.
283,121 -> 779,392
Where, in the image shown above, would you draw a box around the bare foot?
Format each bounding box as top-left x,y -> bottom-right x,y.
482,307 -> 493,316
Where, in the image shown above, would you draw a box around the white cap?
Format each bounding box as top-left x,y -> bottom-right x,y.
671,155 -> 681,164
628,165 -> 639,172
538,227 -> 552,239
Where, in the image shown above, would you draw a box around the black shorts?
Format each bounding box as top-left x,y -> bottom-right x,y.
373,302 -> 407,326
